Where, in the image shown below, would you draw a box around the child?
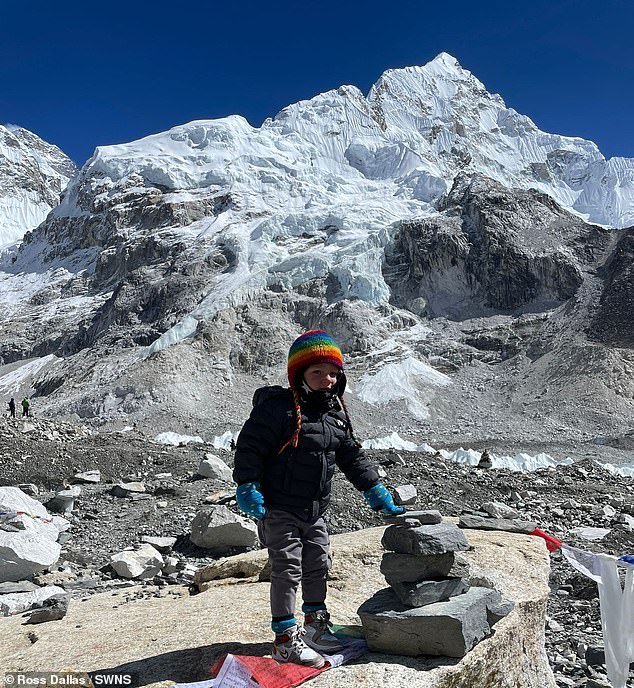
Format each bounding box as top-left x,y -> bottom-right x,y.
233,330 -> 403,667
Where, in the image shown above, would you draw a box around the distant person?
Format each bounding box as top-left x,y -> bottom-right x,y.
233,330 -> 403,667
21,397 -> 30,418
8,397 -> 15,418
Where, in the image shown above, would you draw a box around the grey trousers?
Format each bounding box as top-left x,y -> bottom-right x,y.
257,509 -> 331,618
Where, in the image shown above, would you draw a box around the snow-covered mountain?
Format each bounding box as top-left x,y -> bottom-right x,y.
1,53 -> 633,449
0,125 -> 77,251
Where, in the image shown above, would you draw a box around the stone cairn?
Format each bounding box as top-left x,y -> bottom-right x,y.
358,511 -> 514,657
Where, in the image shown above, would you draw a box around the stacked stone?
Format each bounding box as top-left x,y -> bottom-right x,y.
358,511 -> 514,658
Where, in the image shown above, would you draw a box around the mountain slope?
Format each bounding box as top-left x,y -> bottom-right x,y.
0,54 -> 633,449
0,125 -> 77,250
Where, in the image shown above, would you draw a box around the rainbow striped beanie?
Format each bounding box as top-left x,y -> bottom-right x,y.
287,330 -> 344,390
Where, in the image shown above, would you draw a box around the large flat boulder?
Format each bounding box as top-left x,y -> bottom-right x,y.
0,525 -> 555,688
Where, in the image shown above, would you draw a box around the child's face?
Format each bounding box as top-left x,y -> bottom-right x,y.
303,364 -> 341,392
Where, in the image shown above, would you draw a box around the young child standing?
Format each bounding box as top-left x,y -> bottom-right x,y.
233,330 -> 404,667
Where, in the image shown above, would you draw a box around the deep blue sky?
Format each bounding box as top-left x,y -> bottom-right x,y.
2,0 -> 632,166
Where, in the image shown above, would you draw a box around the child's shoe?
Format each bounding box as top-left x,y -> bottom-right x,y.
272,624 -> 325,667
303,610 -> 344,653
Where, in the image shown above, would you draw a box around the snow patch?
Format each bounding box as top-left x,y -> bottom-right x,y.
363,432 -> 417,451
154,432 -> 204,446
212,430 -> 239,451
147,316 -> 199,355
357,356 -> 451,420
0,355 -> 61,395
362,433 -> 575,473
440,449 -> 575,472
597,462 -> 634,478
362,431 -> 434,452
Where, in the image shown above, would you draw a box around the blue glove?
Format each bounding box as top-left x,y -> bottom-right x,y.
236,482 -> 266,521
363,483 -> 405,516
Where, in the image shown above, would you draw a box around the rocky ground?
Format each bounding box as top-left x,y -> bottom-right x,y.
1,416 -> 633,688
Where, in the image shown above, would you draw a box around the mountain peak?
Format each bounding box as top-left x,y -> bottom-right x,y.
0,125 -> 77,250
428,51 -> 463,70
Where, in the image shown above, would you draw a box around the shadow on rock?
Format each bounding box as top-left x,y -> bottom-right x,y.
93,641 -> 460,686
92,641 -> 271,686
355,651 -> 459,671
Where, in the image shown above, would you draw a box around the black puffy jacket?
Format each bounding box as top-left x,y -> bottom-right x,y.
233,385 -> 379,521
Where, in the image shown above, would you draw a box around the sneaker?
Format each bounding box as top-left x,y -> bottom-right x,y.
303,610 -> 344,654
272,625 -> 325,667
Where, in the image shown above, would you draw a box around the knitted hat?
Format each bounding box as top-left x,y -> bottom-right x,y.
280,330 -> 359,453
287,330 -> 344,390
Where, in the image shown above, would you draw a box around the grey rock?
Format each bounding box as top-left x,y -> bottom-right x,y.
382,509 -> 443,525
0,487 -> 61,582
569,526 -> 611,541
391,576 -> 470,607
618,513 -> 634,529
197,454 -> 233,481
46,486 -> 81,514
381,551 -> 471,585
584,646 -> 605,667
394,484 -> 417,506
477,450 -> 493,469
63,577 -> 101,591
486,597 -> 515,625
111,482 -> 146,497
32,570 -> 76,586
459,514 -> 538,533
71,470 -> 101,484
481,501 -> 521,519
358,585 -> 506,657
190,505 -> 258,550
202,491 -> 234,505
26,593 -> 70,624
140,536 -> 177,553
50,515 -> 71,533
382,522 -> 470,555
17,484 -> 38,496
110,544 -> 164,580
0,585 -> 66,616
162,556 -> 179,575
130,493 -> 152,501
